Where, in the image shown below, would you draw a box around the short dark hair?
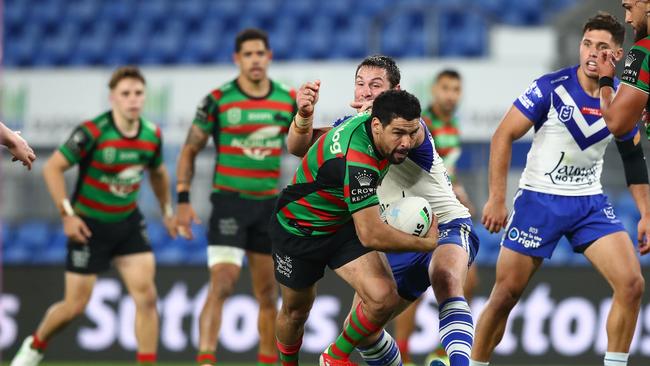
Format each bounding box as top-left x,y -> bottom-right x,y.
434,69 -> 461,84
108,66 -> 145,89
235,28 -> 270,52
355,55 -> 401,88
583,12 -> 625,46
371,90 -> 421,126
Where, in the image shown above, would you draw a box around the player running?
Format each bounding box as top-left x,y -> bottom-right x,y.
11,66 -> 175,366
274,89 -> 438,366
287,55 -> 479,366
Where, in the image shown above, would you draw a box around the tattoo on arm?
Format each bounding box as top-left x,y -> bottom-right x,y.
185,125 -> 209,150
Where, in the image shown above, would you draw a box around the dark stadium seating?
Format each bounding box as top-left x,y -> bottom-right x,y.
3,0 -> 577,67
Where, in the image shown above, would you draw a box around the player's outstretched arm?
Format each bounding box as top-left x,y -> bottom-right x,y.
352,205 -> 438,252
597,49 -> 647,137
482,106 -> 533,233
0,122 -> 36,170
176,124 -> 208,239
616,130 -> 650,254
43,151 -> 92,244
149,163 -> 177,239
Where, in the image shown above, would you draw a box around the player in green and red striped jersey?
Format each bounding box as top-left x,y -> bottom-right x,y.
273,90 -> 438,366
11,67 -> 176,366
598,1 -> 650,138
175,29 -> 296,366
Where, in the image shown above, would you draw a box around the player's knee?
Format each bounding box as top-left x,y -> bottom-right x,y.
209,270 -> 238,299
255,282 -> 278,309
133,284 -> 158,310
363,284 -> 399,317
491,284 -> 523,311
280,302 -> 311,325
66,298 -> 90,318
431,267 -> 463,296
615,273 -> 645,305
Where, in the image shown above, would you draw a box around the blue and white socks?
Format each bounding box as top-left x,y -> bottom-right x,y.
439,297 -> 474,366
357,329 -> 402,366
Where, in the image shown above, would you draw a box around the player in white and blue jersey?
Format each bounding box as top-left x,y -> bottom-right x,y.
470,13 -> 648,366
288,55 -> 478,366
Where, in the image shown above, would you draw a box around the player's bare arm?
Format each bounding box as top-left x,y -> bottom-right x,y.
0,122 -> 36,170
148,163 -> 177,238
482,106 -> 533,233
287,80 -> 320,156
175,124 -> 209,239
42,151 -> 92,244
597,49 -> 647,136
352,205 -> 438,252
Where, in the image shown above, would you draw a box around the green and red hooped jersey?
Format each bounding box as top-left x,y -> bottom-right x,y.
192,79 -> 297,199
276,112 -> 390,237
59,111 -> 163,222
621,35 -> 650,139
421,106 -> 461,172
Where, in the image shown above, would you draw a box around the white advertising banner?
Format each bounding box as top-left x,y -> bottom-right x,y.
0,59 -> 545,146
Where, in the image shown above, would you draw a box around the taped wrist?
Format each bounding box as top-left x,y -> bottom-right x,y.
616,137 -> 649,185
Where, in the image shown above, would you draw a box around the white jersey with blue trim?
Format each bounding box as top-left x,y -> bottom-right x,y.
333,115 -> 469,223
514,65 -> 621,196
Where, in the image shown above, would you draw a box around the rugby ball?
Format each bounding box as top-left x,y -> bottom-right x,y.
380,196 -> 432,237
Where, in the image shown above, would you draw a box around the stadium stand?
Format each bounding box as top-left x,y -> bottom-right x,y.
3,0 -> 577,67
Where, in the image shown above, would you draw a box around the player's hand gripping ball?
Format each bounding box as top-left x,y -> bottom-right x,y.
380,196 -> 432,237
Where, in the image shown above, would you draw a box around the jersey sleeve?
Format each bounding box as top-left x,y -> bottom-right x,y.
192,92 -> 220,133
149,126 -> 164,168
343,155 -> 381,213
58,122 -> 98,165
513,77 -> 552,126
621,45 -> 650,94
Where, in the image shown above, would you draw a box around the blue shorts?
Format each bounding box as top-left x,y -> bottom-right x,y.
502,189 -> 626,258
386,217 -> 479,301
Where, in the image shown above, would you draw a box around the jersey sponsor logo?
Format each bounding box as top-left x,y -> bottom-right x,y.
580,107 -> 602,117
517,94 -> 534,109
329,122 -> 348,155
231,125 -> 283,160
102,165 -> 144,197
118,151 -> 141,162
227,108 -> 242,124
550,75 -> 569,84
507,226 -> 542,249
349,166 -> 378,203
274,253 -> 293,278
622,48 -> 645,84
247,111 -> 274,121
195,96 -> 210,121
544,151 -> 598,185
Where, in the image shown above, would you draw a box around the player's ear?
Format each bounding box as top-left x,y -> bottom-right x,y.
371,117 -> 383,134
613,47 -> 624,62
267,49 -> 273,61
232,52 -> 240,67
395,84 -> 401,91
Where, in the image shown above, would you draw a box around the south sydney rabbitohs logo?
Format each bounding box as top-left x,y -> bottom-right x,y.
227,108 -> 242,124
231,125 -> 283,160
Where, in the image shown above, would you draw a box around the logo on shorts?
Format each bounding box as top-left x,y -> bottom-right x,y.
274,254 -> 293,278
71,245 -> 90,268
603,206 -> 617,220
218,218 -> 239,236
508,226 -> 542,249
439,229 -> 450,240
